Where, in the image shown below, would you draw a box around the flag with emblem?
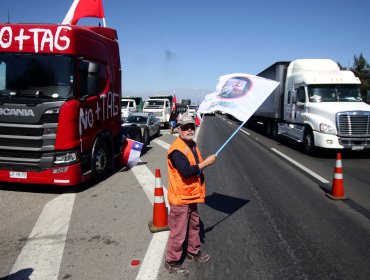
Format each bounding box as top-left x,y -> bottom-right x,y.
198,73 -> 279,122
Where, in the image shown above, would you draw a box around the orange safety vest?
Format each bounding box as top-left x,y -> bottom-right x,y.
167,137 -> 206,205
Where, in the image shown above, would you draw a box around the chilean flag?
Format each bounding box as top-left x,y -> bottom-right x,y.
63,0 -> 105,26
120,139 -> 143,167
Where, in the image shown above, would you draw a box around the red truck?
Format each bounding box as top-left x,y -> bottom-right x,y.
0,23 -> 135,186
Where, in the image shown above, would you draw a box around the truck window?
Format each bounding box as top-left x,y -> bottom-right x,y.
0,62 -> 5,90
308,85 -> 362,102
145,100 -> 164,108
297,87 -> 305,103
0,53 -> 74,100
78,59 -> 108,97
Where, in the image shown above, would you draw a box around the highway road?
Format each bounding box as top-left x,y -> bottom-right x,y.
1,114 -> 370,280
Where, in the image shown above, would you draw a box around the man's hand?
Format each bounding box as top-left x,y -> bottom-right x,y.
198,154 -> 217,170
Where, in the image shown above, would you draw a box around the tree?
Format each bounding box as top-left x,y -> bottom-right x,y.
353,53 -> 368,72
351,53 -> 370,102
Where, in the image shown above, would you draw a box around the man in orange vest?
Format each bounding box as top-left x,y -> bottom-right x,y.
164,113 -> 217,275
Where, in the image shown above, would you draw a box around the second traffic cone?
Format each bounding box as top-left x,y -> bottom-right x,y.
148,168 -> 169,233
326,152 -> 348,200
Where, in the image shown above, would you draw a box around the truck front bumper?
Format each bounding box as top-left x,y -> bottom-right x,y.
314,131 -> 370,150
0,163 -> 87,186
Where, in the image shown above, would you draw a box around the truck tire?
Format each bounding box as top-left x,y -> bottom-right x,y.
302,128 -> 316,155
266,121 -> 279,140
91,140 -> 111,181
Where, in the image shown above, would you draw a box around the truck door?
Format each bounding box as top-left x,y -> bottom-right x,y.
78,59 -> 109,149
294,86 -> 306,124
285,88 -> 294,122
165,100 -> 171,117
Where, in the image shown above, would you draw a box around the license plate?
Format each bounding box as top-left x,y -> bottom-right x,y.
9,171 -> 27,179
352,146 -> 364,151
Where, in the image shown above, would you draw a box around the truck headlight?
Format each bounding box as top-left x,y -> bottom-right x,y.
54,150 -> 80,166
319,123 -> 336,135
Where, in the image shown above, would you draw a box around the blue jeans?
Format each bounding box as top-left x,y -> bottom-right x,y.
170,121 -> 177,128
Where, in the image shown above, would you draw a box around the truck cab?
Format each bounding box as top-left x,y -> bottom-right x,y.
0,24 -> 123,185
121,98 -> 137,120
283,60 -> 369,153
143,96 -> 172,128
255,59 -> 370,154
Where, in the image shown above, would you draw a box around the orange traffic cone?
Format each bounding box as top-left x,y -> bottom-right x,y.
326,153 -> 348,200
148,168 -> 169,233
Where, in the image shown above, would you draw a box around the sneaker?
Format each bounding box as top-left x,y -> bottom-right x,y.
186,251 -> 210,263
164,261 -> 189,275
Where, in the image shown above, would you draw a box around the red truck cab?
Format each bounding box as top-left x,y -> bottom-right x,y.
0,24 -> 122,185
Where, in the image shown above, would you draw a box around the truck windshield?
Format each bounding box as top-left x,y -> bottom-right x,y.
308,85 -> 362,102
145,100 -> 164,108
121,101 -> 130,107
0,53 -> 74,101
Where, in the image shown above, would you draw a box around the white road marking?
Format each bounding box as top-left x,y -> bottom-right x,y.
132,161 -> 169,280
9,193 -> 75,280
152,138 -> 170,150
136,231 -> 170,280
271,148 -> 330,183
131,160 -> 169,208
241,128 -> 250,136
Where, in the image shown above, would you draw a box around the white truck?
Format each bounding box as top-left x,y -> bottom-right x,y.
252,59 -> 370,154
121,98 -> 137,120
143,95 -> 173,128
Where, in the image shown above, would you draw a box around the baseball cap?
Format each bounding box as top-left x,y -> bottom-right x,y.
177,113 -> 195,126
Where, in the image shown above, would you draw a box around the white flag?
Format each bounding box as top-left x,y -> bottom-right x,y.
198,73 -> 279,122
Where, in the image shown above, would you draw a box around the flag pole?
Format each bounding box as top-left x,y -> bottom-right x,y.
215,119 -> 247,156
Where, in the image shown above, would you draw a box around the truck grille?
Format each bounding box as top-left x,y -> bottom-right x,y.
153,112 -> 162,117
0,126 -> 43,136
0,123 -> 57,170
0,138 -> 43,148
337,112 -> 370,136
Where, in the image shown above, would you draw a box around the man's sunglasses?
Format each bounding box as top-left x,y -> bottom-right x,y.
180,124 -> 196,131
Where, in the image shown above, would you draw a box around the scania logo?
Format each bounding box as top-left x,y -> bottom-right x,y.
218,77 -> 252,99
0,108 -> 35,117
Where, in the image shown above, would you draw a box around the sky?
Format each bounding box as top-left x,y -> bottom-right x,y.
1,0 -> 370,101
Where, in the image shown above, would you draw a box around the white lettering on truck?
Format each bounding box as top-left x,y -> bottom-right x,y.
0,108 -> 35,117
0,26 -> 71,52
79,92 -> 120,135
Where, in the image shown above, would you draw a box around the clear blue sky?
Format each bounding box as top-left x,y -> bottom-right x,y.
2,0 -> 370,96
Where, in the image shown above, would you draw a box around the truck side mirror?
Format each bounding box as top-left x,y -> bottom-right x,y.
87,63 -> 100,96
0,62 -> 5,90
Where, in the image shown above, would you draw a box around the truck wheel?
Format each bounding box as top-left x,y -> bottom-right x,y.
302,128 -> 316,155
92,140 -> 111,181
272,122 -> 279,140
266,121 -> 279,140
